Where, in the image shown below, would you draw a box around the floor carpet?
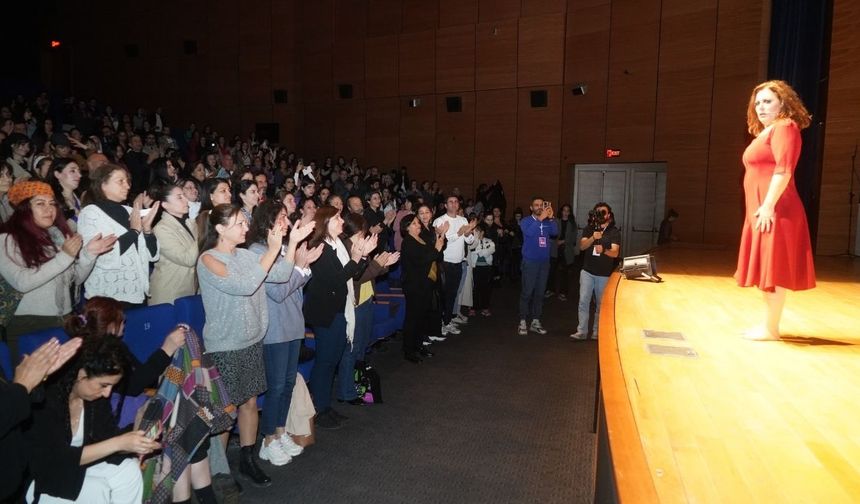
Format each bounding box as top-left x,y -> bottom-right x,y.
236,282 -> 598,504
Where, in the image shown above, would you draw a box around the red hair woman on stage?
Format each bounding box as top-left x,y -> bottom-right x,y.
735,80 -> 816,340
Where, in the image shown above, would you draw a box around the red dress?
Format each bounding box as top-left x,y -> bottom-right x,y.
735,121 -> 816,291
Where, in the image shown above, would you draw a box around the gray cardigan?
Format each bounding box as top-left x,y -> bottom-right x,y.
196,247 -> 294,352
248,243 -> 310,345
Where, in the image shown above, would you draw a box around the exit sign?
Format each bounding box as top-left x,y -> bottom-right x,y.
605,148 -> 621,158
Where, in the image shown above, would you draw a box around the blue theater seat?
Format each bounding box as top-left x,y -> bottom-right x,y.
17,327 -> 69,360
173,295 -> 206,337
0,341 -> 13,380
123,303 -> 177,362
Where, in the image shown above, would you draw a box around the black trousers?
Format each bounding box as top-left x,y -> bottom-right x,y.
403,287 -> 433,355
441,262 -> 462,324
473,266 -> 493,310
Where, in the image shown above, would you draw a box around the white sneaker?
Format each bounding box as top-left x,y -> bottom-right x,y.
277,435 -> 304,457
442,323 -> 461,335
452,314 -> 469,325
517,320 -> 528,336
259,440 -> 292,466
570,331 -> 587,340
529,320 -> 548,335
428,335 -> 447,342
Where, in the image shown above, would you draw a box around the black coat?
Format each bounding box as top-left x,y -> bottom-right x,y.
303,242 -> 367,328
0,380 -> 31,501
401,234 -> 441,292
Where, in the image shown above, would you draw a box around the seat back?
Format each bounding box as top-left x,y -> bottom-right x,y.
174,295 -> 206,337
0,341 -> 12,380
123,303 -> 177,362
18,327 -> 69,360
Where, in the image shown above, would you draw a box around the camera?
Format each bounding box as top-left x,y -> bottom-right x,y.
587,209 -> 606,231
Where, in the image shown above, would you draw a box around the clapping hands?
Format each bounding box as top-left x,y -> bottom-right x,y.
295,242 -> 324,268
373,251 -> 401,268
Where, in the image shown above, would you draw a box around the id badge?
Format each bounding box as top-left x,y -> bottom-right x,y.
538,236 -> 547,248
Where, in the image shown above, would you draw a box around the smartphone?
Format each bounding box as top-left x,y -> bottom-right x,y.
543,201 -> 551,209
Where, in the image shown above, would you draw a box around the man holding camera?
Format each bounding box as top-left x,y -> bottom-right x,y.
518,197 -> 558,336
571,202 -> 621,340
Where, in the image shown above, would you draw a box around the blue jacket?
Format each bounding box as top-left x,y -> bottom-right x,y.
520,215 -> 558,262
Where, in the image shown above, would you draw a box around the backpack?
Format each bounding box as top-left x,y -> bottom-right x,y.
354,362 -> 383,404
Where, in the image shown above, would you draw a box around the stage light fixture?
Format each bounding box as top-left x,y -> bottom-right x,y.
620,254 -> 662,282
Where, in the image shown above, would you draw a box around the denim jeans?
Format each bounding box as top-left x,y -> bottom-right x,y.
519,259 -> 551,321
260,339 -> 302,435
337,300 -> 373,401
577,270 -> 610,337
309,313 -> 348,413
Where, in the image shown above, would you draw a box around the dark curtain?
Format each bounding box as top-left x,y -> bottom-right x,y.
767,0 -> 833,250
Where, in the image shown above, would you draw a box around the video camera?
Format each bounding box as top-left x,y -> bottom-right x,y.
587,208 -> 607,231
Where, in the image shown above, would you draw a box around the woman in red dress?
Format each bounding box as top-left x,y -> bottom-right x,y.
735,80 -> 816,340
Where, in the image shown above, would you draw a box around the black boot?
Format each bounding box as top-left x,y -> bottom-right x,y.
239,445 -> 272,488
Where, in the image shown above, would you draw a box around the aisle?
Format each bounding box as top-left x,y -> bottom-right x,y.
240,283 -> 598,503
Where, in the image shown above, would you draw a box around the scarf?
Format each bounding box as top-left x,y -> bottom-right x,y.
138,328 -> 237,504
328,237 -> 356,346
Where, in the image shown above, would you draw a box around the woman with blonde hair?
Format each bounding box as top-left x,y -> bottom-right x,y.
735,80 -> 815,340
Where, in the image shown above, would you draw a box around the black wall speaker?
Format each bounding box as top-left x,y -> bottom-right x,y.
338,84 -> 353,99
446,96 -> 462,112
273,90 -> 288,104
530,90 -> 548,108
124,44 -> 139,58
183,40 -> 198,55
255,123 -> 280,144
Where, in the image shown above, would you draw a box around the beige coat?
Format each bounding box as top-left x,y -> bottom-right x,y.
149,213 -> 199,305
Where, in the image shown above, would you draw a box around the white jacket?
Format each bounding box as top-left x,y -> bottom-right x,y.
468,238 -> 496,267
77,204 -> 159,304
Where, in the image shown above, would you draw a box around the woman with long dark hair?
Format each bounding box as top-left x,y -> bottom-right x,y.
303,207 -> 375,429
25,336 -> 158,504
196,204 -> 292,487
0,181 -> 115,357
399,213 -> 445,362
45,158 -> 83,231
246,200 -> 321,466
233,179 -> 260,226
77,163 -> 159,307
195,178 -> 231,247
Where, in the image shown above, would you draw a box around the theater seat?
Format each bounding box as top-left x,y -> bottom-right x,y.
17,327 -> 69,360
174,295 -> 206,337
123,303 -> 177,362
0,341 -> 13,380
371,301 -> 399,343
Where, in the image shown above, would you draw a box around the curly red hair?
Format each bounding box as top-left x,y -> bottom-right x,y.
746,80 -> 812,136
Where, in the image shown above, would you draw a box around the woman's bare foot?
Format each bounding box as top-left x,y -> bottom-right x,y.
742,326 -> 781,341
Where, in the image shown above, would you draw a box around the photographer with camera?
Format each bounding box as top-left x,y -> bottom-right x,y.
570,202 -> 621,340
517,197 -> 558,336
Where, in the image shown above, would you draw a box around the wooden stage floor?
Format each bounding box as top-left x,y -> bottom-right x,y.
599,245 -> 860,503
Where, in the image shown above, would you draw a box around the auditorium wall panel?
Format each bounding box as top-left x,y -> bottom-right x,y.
365,97 -> 401,169
475,19 -> 518,90
333,42 -> 366,100
301,0 -> 334,53
604,0 -> 660,162
478,0 -> 520,21
436,25 -> 476,93
365,36 -> 399,98
702,0 -> 771,246
439,0 -> 478,27
334,99 -> 367,161
517,86 -> 563,210
521,0 -> 566,18
334,0 -> 368,41
403,0 -> 439,33
368,0 -> 403,36
818,0 -> 860,255
436,92 -> 477,196
475,89 -> 517,207
399,95 -> 437,182
653,0 -> 717,243
303,101 -> 334,161
517,14 -> 565,87
398,30 -> 436,96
